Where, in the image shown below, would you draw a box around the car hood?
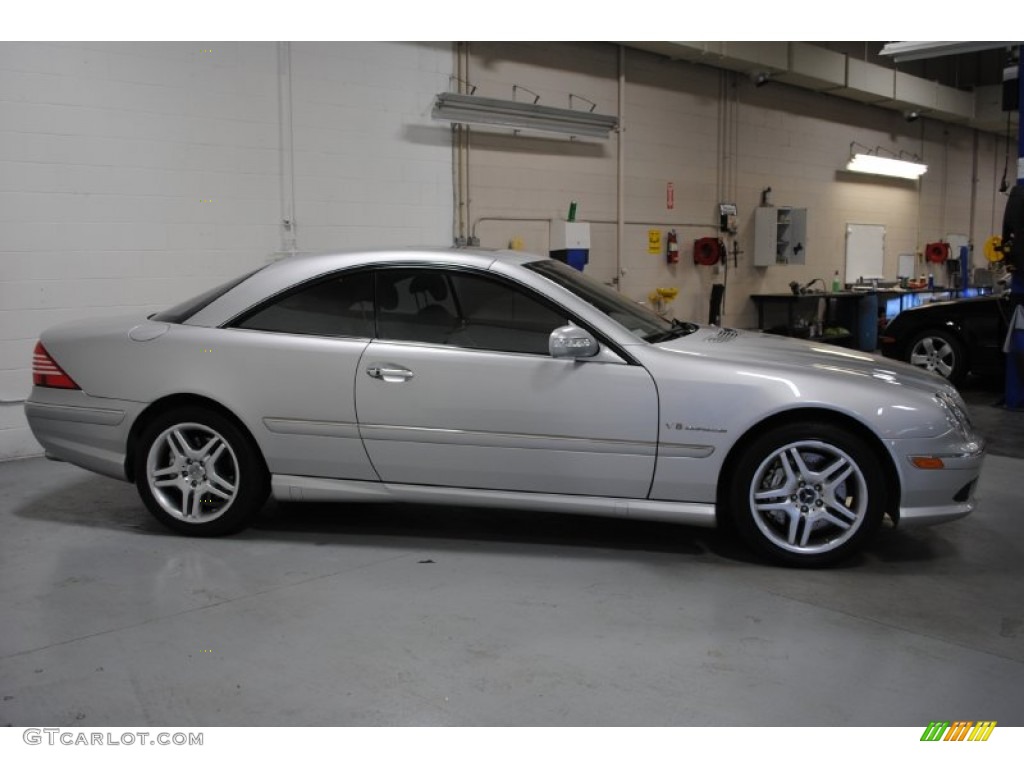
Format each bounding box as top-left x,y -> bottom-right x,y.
655,326 -> 947,392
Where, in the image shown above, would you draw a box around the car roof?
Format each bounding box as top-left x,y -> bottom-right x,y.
185,247 -> 545,327
265,246 -> 537,273
902,293 -> 1002,314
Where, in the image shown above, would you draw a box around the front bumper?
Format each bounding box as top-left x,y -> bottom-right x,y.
890,435 -> 985,528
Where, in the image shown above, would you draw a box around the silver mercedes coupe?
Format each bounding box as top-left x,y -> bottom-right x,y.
25,248 -> 985,566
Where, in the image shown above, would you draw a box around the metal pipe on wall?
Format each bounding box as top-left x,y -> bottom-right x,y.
992,134 -> 1001,235
1018,45 -> 1024,182
453,43 -> 468,244
940,128 -> 950,237
450,123 -> 460,243
729,74 -> 738,203
716,71 -> 726,206
714,70 -> 738,325
969,129 -> 978,259
914,119 -> 925,256
596,219 -> 715,230
277,42 -> 297,257
463,43 -> 473,242
472,217 -> 552,237
616,45 -> 626,289
471,217 -> 715,241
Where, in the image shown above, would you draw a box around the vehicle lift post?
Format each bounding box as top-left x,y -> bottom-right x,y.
1004,45 -> 1024,409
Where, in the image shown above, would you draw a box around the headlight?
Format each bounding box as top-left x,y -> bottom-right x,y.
934,389 -> 975,442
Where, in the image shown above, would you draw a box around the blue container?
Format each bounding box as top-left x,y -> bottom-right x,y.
1006,306 -> 1024,409
857,292 -> 878,351
551,248 -> 589,272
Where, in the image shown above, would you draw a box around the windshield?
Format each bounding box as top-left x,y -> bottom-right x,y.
525,259 -> 697,342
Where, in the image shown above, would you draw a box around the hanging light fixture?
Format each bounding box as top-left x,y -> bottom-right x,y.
432,92 -> 618,139
845,143 -> 928,180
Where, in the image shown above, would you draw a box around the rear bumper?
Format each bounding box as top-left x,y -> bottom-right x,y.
24,390 -> 143,482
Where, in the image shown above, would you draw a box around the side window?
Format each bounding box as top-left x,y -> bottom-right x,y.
376,269 -> 460,345
448,272 -> 570,354
234,271 -> 374,338
375,268 -> 569,355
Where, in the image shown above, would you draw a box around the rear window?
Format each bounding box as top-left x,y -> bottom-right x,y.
151,268 -> 264,323
233,270 -> 375,338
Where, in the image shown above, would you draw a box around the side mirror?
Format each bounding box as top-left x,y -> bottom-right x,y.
549,324 -> 599,359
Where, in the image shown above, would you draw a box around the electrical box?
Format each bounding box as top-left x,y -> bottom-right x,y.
718,203 -> 738,235
550,221 -> 590,251
550,220 -> 591,271
754,206 -> 807,266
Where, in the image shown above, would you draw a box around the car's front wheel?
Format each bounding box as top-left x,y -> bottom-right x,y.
134,407 -> 268,536
907,330 -> 966,384
727,423 -> 886,567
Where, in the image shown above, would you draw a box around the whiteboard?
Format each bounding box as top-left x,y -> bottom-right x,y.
845,224 -> 885,285
897,253 -> 916,278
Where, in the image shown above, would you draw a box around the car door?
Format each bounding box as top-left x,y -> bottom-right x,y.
221,268 -> 378,481
355,266 -> 659,498
962,296 -> 1009,373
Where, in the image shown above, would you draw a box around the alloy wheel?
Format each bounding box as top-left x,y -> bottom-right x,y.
909,335 -> 957,379
748,439 -> 869,555
145,422 -> 240,523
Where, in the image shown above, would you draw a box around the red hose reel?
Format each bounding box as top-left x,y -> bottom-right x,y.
694,237 -> 724,266
925,241 -> 950,263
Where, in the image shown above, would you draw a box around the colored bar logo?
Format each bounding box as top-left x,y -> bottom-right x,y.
920,721 -> 997,741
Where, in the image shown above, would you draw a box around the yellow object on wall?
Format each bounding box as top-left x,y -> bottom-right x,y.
984,235 -> 1004,263
647,229 -> 662,255
647,286 -> 679,317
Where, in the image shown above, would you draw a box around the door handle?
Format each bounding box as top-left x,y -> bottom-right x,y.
366,364 -> 414,383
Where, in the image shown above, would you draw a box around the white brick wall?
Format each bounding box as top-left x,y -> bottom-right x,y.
0,41 -> 452,459
288,42 -> 452,249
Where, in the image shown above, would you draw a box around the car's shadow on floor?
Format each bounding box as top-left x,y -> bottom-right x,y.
9,471 -> 961,570
10,472 -> 755,563
253,499 -> 747,561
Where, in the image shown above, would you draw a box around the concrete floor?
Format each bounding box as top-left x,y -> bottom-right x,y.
2,389 -> 1023,726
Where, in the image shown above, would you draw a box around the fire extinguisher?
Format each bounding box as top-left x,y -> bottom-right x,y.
667,229 -> 679,264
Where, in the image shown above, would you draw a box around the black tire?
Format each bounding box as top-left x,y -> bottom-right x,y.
906,329 -> 967,385
134,406 -> 268,536
727,422 -> 887,567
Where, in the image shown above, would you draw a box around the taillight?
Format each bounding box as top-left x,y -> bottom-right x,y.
32,342 -> 80,390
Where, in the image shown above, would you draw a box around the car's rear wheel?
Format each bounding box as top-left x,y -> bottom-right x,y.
134,406 -> 268,536
727,422 -> 886,567
907,330 -> 966,384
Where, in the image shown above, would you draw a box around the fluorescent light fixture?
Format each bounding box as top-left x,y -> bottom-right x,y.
432,92 -> 618,138
846,153 -> 928,180
879,41 -> 1020,63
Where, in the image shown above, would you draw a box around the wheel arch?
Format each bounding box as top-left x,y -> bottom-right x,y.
125,393 -> 266,483
715,407 -> 901,525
